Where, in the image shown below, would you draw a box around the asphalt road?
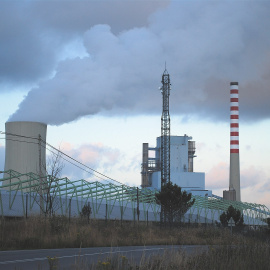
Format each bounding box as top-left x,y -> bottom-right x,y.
0,245 -> 208,270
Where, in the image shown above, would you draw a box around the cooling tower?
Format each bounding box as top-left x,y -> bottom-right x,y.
3,121 -> 47,190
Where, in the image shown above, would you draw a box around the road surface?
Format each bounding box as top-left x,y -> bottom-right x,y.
0,245 -> 208,270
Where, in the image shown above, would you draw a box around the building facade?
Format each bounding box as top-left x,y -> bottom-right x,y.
141,135 -> 211,197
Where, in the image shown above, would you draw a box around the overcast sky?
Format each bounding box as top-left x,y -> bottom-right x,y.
1,0 -> 270,209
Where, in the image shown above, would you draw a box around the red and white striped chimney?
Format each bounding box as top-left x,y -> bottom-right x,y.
229,82 -> 241,201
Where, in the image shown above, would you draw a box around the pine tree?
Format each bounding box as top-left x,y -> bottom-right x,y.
220,205 -> 244,227
155,182 -> 195,226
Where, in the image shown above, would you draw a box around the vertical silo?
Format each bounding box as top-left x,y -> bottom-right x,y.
3,121 -> 47,190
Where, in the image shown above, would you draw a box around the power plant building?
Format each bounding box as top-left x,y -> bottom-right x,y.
141,68 -> 211,197
141,135 -> 211,197
0,83 -> 269,224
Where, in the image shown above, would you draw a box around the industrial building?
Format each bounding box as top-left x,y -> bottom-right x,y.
0,72 -> 269,225
141,68 -> 211,197
141,135 -> 211,197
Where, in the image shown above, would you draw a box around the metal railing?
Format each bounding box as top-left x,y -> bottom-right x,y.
0,170 -> 269,225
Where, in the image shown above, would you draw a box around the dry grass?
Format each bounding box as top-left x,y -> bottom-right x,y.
1,217 -> 270,269
72,243 -> 270,270
0,216 -> 269,251
70,242 -> 270,270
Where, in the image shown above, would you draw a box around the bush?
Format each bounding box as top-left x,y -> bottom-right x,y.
220,205 -> 244,227
80,203 -> 92,224
50,215 -> 69,234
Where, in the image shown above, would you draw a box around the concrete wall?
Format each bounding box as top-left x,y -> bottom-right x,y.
156,135 -> 192,173
149,135 -> 208,196
151,171 -> 205,193
172,172 -> 205,190
151,171 -> 161,190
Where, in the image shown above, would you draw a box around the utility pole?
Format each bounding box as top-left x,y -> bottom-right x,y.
38,134 -> 43,215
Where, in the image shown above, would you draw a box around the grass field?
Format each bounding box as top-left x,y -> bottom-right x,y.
1,216 -> 270,269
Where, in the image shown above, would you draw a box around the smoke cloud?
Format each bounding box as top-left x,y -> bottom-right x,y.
0,1 -> 167,87
8,1 -> 270,125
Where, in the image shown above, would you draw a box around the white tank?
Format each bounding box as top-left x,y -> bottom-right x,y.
3,121 -> 47,189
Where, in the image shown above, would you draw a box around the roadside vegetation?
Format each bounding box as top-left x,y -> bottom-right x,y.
0,216 -> 270,251
1,216 -> 270,269
1,184 -> 269,269
83,243 -> 270,270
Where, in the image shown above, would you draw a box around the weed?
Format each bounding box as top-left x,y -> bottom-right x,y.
47,256 -> 59,270
0,217 -> 269,251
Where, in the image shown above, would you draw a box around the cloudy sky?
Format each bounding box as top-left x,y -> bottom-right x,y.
1,0 -> 270,209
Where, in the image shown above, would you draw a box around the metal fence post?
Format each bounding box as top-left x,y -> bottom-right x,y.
69,198 -> 71,223
105,203 -> 108,224
25,194 -> 28,219
137,187 -> 140,224
87,202 -> 90,224
121,205 -> 123,226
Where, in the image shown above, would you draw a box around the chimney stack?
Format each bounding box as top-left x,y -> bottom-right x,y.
229,82 -> 241,201
224,82 -> 241,201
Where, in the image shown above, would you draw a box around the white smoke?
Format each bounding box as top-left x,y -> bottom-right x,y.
9,1 -> 270,125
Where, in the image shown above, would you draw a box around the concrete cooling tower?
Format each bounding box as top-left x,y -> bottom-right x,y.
3,121 -> 47,189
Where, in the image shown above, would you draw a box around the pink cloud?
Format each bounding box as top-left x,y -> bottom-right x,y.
78,146 -> 100,164
205,163 -> 270,209
255,192 -> 270,209
50,141 -> 121,180
241,166 -> 264,189
205,162 -> 229,189
60,141 -> 73,152
242,186 -> 270,210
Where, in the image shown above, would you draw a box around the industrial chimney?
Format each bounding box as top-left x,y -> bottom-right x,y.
3,121 -> 47,190
223,82 -> 241,201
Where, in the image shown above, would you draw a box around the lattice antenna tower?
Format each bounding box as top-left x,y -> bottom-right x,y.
160,67 -> 171,186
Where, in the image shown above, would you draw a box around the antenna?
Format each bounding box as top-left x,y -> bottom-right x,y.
160,67 -> 171,186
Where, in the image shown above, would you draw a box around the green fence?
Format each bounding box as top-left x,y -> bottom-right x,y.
0,170 -> 269,225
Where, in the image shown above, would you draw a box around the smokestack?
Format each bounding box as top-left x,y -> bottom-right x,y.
229,82 -> 241,201
141,143 -> 149,188
3,121 -> 47,190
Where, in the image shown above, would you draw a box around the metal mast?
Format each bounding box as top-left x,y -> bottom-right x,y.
160,68 -> 171,186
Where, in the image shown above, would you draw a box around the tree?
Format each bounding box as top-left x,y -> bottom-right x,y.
43,151 -> 64,217
220,205 -> 244,227
34,150 -> 65,217
155,182 -> 195,226
80,203 -> 92,224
